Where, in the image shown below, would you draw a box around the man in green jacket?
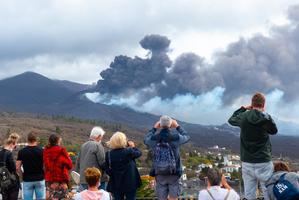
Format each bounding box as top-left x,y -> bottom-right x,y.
228,92 -> 277,200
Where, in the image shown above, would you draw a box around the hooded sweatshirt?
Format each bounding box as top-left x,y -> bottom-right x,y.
43,145 -> 73,182
74,189 -> 110,200
228,107 -> 277,163
266,171 -> 299,200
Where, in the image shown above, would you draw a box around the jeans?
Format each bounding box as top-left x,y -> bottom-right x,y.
113,190 -> 136,200
242,161 -> 273,200
23,180 -> 46,200
79,181 -> 107,191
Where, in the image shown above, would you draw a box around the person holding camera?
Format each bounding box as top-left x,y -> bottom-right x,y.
144,115 -> 190,200
228,92 -> 278,200
104,132 -> 142,200
198,168 -> 240,200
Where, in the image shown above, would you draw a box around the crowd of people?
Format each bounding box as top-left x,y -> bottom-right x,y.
0,92 -> 298,200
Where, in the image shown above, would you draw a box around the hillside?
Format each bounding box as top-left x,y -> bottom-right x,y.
0,72 -> 72,106
0,112 -> 146,150
1,112 -> 299,160
0,72 -> 298,159
0,72 -> 158,127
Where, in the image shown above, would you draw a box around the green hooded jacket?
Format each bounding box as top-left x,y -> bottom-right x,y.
228,107 -> 278,163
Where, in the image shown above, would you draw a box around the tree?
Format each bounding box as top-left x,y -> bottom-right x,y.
38,137 -> 48,147
231,170 -> 241,180
55,126 -> 62,134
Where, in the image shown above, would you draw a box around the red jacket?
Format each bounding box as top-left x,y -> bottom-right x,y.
43,145 -> 72,183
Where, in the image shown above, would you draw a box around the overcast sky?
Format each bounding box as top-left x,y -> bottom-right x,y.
0,0 -> 298,84
2,0 -> 299,131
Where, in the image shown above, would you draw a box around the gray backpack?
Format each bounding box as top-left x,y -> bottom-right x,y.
152,141 -> 177,175
0,151 -> 17,193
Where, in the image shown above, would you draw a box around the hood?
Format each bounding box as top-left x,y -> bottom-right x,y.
245,109 -> 271,125
81,190 -> 103,200
267,171 -> 286,185
156,128 -> 179,142
44,145 -> 64,158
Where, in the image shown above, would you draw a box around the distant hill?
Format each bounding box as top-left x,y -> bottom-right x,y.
0,72 -> 298,159
54,79 -> 93,93
0,72 -> 158,127
0,72 -> 72,106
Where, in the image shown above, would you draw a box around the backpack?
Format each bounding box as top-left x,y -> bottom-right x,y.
272,173 -> 299,200
152,141 -> 176,175
0,150 -> 17,193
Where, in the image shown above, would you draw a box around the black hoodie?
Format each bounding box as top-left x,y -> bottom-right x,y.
228,107 -> 278,163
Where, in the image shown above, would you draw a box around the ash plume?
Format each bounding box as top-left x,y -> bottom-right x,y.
96,34 -> 171,96
95,5 -> 299,106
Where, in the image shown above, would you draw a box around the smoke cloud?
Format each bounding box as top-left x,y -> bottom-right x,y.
96,34 -> 171,97
90,5 -> 299,128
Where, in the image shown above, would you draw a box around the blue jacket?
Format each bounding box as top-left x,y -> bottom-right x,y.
104,147 -> 142,193
144,126 -> 190,176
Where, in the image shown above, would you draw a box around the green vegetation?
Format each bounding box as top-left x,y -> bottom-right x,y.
185,154 -> 213,169
136,176 -> 155,198
230,170 -> 241,180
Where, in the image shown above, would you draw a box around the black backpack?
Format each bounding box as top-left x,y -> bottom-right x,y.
0,150 -> 17,193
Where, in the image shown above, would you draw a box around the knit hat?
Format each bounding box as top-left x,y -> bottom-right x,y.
160,115 -> 172,128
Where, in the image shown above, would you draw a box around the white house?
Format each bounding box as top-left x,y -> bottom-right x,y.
223,155 -> 232,166
221,164 -> 241,173
181,173 -> 187,181
198,163 -> 213,172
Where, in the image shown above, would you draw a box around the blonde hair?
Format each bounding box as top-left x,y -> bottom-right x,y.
4,138 -> 16,146
107,132 -> 127,149
9,132 -> 20,141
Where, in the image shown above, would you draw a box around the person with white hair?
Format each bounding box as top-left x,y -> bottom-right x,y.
75,126 -> 108,191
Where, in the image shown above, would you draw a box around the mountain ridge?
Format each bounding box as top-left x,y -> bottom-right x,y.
0,72 -> 298,159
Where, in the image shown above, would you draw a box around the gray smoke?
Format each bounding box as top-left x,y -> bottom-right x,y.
140,34 -> 170,54
96,34 -> 171,96
96,5 -> 299,105
157,53 -> 223,99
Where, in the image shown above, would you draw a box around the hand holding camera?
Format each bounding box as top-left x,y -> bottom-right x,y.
154,121 -> 161,129
153,118 -> 179,129
127,140 -> 135,148
170,119 -> 179,128
244,105 -> 253,110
